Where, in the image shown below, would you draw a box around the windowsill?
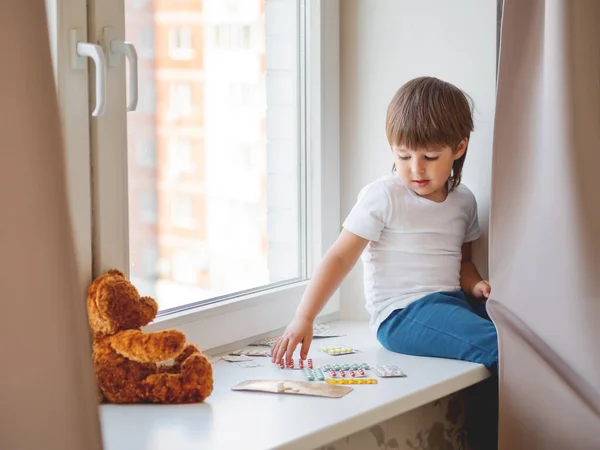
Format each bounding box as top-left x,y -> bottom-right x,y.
99,320 -> 491,450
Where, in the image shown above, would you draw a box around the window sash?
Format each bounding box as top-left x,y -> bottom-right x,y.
55,0 -> 339,350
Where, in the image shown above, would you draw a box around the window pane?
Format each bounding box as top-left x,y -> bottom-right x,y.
125,0 -> 303,311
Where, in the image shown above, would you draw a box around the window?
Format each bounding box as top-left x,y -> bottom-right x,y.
214,24 -> 253,50
171,251 -> 199,284
49,0 -> 340,350
169,83 -> 192,117
168,26 -> 195,60
215,24 -> 230,48
140,245 -> 159,279
136,140 -> 157,167
168,138 -> 195,178
140,192 -> 158,224
137,27 -> 155,59
138,82 -> 156,114
170,195 -> 195,229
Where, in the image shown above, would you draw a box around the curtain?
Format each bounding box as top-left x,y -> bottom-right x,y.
488,0 -> 600,448
0,1 -> 102,449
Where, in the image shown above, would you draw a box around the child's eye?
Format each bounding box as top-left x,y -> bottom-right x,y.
398,155 -> 410,160
424,156 -> 439,161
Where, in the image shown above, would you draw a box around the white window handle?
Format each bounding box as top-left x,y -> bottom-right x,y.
110,42 -> 138,112
70,29 -> 107,117
104,27 -> 138,112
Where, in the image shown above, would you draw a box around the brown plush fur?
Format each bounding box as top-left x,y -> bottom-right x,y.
87,269 -> 213,403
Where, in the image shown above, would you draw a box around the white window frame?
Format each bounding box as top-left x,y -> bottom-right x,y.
45,0 -> 94,298
168,25 -> 196,60
61,0 -> 339,351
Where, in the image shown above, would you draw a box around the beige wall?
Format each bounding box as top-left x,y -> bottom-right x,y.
338,0 -> 497,319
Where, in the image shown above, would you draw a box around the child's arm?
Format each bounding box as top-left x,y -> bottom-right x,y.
460,242 -> 491,300
270,229 -> 369,364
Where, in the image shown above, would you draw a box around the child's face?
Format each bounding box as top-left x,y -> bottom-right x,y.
392,139 -> 467,202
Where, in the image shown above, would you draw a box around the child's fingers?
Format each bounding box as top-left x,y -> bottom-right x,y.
300,335 -> 313,360
274,337 -> 289,364
270,338 -> 281,361
285,338 -> 299,364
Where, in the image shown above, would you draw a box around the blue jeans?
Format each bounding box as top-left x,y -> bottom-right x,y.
377,291 -> 499,372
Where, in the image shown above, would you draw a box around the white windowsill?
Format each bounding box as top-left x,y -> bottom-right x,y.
99,320 -> 491,450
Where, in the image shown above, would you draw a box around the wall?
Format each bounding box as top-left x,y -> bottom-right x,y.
338,0 -> 497,320
315,380 -> 497,450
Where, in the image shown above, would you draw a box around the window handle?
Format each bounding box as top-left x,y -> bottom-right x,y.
104,27 -> 139,112
70,29 -> 107,117
110,41 -> 138,112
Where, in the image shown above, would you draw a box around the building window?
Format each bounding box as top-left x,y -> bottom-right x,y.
214,24 -> 253,50
168,26 -> 195,60
168,138 -> 195,179
170,195 -> 195,229
140,192 -> 158,224
140,245 -> 159,279
169,83 -> 192,117
132,0 -> 151,8
136,140 -> 157,167
137,27 -> 155,59
139,82 -> 156,114
171,251 -> 197,284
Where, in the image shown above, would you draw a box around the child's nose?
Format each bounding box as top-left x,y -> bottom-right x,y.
412,160 -> 425,175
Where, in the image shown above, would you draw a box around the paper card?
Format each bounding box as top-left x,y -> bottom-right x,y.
231,380 -> 353,398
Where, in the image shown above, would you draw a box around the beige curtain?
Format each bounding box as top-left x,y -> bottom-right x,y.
0,1 -> 102,449
488,0 -> 600,448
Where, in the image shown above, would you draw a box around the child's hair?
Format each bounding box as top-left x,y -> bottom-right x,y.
386,77 -> 474,191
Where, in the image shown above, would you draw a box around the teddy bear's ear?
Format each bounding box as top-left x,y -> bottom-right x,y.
107,269 -> 125,278
88,270 -> 159,334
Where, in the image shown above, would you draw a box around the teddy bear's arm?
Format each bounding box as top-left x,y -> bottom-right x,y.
109,329 -> 186,363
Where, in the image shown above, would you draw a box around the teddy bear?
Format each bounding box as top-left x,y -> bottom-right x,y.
86,269 -> 213,403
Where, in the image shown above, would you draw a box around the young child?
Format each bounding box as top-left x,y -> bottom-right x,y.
270,76 -> 498,373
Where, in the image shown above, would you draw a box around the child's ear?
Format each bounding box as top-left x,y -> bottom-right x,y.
454,138 -> 468,160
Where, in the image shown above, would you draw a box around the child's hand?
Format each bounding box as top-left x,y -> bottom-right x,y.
270,316 -> 314,365
472,280 -> 491,301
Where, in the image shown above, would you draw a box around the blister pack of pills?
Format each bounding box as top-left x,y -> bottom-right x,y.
326,378 -> 378,385
320,345 -> 356,355
250,336 -> 279,347
371,364 -> 406,377
321,363 -> 370,379
275,358 -> 314,370
229,349 -> 270,357
303,368 -> 325,381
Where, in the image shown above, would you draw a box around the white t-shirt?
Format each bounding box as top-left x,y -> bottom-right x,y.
342,174 -> 481,332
